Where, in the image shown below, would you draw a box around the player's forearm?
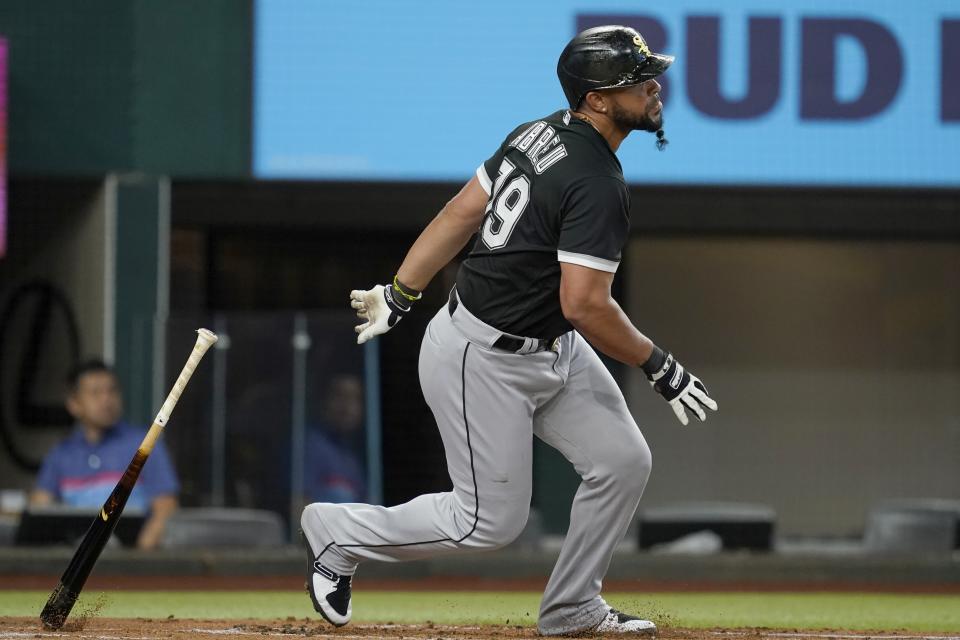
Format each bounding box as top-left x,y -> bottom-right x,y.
396,206 -> 479,291
565,298 -> 656,367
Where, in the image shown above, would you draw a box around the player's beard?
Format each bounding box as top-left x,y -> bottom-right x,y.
610,100 -> 660,132
610,101 -> 669,150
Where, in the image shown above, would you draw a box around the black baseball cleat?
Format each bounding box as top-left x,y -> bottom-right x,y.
594,608 -> 657,634
300,530 -> 352,627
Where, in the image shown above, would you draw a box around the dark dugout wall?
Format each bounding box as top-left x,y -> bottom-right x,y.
0,0 -> 250,177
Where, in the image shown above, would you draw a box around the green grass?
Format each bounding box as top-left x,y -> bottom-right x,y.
1,591 -> 958,632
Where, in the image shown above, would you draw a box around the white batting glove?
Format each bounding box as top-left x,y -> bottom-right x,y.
642,348 -> 718,426
350,283 -> 415,345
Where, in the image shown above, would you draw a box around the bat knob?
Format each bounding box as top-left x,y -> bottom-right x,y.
196,328 -> 219,349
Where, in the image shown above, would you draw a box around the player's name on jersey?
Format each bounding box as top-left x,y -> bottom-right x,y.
509,120 -> 568,175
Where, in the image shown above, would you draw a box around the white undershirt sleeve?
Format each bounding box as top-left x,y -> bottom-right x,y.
557,250 -> 619,273
476,164 -> 492,195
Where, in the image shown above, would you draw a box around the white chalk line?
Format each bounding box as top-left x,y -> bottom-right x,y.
0,629 -> 492,640
0,634 -> 154,640
770,635 -> 960,640
2,629 -> 959,640
191,628 -> 490,640
710,633 -> 960,640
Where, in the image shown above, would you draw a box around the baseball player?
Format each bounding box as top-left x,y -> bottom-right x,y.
301,25 -> 717,635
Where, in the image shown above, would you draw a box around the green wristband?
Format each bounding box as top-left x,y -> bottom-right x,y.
392,275 -> 422,302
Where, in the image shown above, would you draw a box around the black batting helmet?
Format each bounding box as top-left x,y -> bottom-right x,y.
557,25 -> 674,109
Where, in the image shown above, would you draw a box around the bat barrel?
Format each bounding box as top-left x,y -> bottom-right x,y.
40,583 -> 80,629
39,506 -> 120,628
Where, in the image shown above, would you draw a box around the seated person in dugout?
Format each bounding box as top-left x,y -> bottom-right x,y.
30,359 -> 179,549
304,373 -> 367,504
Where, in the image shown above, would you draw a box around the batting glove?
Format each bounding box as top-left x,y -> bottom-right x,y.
350,282 -> 418,345
642,347 -> 718,426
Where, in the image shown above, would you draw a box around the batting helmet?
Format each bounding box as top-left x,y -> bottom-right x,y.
557,25 -> 674,109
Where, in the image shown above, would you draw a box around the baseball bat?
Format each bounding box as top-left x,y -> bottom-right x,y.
39,328 -> 219,630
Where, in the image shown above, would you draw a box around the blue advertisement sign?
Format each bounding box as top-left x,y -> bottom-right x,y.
254,1 -> 960,186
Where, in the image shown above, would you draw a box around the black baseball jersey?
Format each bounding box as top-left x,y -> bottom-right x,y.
455,109 -> 630,340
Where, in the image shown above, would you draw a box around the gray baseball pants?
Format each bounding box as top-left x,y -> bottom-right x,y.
301,291 -> 652,635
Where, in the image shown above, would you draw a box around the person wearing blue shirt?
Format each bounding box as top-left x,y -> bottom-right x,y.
30,360 -> 179,549
304,373 -> 367,503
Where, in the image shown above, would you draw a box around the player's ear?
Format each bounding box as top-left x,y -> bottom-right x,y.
582,91 -> 609,115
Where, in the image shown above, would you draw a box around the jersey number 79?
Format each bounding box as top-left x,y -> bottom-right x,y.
481,158 -> 531,251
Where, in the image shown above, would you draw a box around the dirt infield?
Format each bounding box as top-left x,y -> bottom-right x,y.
3,617 -> 960,640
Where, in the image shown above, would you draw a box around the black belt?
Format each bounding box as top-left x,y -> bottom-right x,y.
448,289 -> 556,353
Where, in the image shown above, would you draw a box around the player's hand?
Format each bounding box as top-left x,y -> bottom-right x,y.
642,348 -> 717,426
350,284 -> 412,345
